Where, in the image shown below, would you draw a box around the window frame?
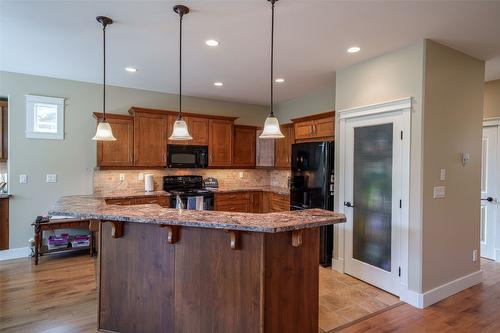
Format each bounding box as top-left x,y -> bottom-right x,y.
25,95 -> 65,140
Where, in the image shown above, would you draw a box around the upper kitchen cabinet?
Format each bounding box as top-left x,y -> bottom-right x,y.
274,124 -> 295,169
94,113 -> 134,167
233,125 -> 256,168
292,111 -> 335,142
129,108 -> 168,167
167,115 -> 209,146
0,101 -> 7,161
256,129 -> 275,167
209,119 -> 234,167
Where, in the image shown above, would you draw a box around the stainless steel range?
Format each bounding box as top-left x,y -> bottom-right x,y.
163,176 -> 214,210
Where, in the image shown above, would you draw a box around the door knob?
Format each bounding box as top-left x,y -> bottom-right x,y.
344,201 -> 354,208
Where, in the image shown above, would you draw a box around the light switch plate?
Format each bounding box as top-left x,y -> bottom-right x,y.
119,173 -> 125,182
433,186 -> 446,199
440,169 -> 446,181
138,173 -> 144,181
19,174 -> 28,184
46,174 -> 57,183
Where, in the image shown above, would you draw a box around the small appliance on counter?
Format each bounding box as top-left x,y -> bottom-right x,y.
163,175 -> 214,210
167,145 -> 208,168
144,174 -> 154,192
203,177 -> 219,190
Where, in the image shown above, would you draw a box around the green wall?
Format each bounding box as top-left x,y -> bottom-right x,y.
0,71 -> 269,248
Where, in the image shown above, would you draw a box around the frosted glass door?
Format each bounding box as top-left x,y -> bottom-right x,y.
353,124 -> 393,271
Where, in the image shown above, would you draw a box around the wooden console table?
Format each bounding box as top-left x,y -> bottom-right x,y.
32,218 -> 97,265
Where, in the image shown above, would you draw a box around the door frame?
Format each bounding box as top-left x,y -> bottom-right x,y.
335,97 -> 412,296
483,118 -> 500,262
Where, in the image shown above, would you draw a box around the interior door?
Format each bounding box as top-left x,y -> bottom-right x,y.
481,126 -> 498,260
344,112 -> 403,296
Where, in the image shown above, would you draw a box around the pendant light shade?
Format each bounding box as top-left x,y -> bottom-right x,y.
93,16 -> 116,141
260,0 -> 284,139
169,118 -> 192,140
93,120 -> 116,141
169,5 -> 193,141
260,114 -> 284,138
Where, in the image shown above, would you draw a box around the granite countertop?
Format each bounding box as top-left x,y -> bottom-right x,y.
209,186 -> 289,195
49,195 -> 345,233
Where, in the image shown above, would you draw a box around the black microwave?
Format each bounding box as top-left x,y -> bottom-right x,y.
167,145 -> 208,168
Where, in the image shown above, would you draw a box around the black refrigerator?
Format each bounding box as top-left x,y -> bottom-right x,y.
290,141 -> 334,267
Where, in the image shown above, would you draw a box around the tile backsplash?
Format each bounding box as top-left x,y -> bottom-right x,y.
93,168 -> 291,194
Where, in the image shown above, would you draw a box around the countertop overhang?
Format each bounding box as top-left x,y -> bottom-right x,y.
49,194 -> 346,233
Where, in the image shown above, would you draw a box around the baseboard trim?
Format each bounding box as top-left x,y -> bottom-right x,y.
495,248 -> 500,262
332,257 -> 344,273
0,247 -> 31,261
400,270 -> 483,309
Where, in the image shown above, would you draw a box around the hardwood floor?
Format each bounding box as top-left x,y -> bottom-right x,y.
1,254 -> 499,333
335,258 -> 500,333
0,254 -> 97,333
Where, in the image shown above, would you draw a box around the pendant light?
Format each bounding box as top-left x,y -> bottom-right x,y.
260,0 -> 284,139
169,5 -> 193,141
93,16 -> 116,141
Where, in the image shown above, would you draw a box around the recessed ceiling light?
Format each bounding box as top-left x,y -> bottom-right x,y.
214,82 -> 223,86
205,39 -> 219,47
347,46 -> 361,53
275,78 -> 285,83
124,67 -> 138,72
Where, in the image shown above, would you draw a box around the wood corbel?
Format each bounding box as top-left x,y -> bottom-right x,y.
224,230 -> 241,250
291,230 -> 303,247
110,221 -> 124,238
161,225 -> 179,244
88,219 -> 100,232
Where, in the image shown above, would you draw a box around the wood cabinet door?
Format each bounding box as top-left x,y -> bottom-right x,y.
97,117 -> 134,167
313,116 -> 335,138
134,113 -> 168,166
274,125 -> 294,168
209,119 -> 233,166
214,192 -> 249,212
294,120 -> 314,140
256,129 -> 275,167
189,117 -> 209,145
0,198 -> 8,250
167,116 -> 209,146
233,126 -> 256,167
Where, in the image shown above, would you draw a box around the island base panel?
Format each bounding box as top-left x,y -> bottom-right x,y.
99,222 -> 319,333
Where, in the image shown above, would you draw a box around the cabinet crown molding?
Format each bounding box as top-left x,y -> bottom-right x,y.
290,111 -> 335,123
128,106 -> 238,121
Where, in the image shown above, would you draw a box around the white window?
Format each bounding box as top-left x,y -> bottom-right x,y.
26,95 -> 65,140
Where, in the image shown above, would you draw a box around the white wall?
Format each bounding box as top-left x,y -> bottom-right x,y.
335,41 -> 426,293
275,83 -> 335,124
0,71 -> 269,248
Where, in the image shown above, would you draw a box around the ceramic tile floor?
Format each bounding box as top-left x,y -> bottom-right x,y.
318,266 -> 401,332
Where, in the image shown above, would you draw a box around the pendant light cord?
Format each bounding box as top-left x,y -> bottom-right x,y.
102,23 -> 107,121
270,0 -> 275,116
178,13 -> 183,119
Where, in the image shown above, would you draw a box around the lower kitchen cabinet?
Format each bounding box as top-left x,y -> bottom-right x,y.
214,191 -> 288,213
105,196 -> 170,207
270,193 -> 290,212
0,198 -> 8,250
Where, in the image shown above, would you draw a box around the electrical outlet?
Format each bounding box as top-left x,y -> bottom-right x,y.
239,172 -> 244,179
46,174 -> 57,183
19,174 -> 28,184
440,169 -> 446,181
472,250 -> 478,262
138,173 -> 144,181
119,173 -> 125,182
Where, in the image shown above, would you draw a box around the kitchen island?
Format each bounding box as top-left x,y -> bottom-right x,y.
50,195 -> 346,333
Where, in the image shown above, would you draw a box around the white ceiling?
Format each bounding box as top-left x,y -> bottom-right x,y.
1,0 -> 500,105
